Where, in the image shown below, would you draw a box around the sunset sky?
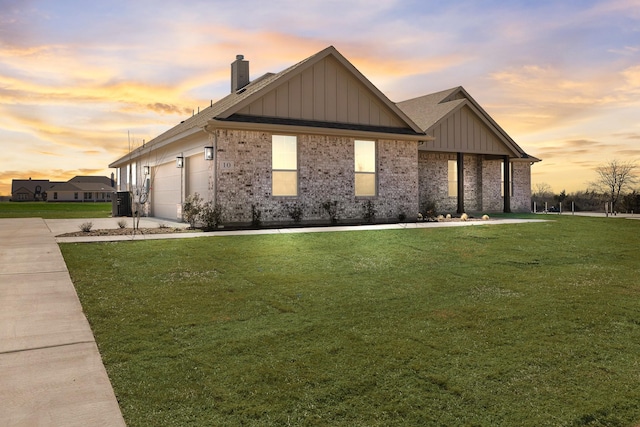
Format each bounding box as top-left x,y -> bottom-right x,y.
1,0 -> 639,196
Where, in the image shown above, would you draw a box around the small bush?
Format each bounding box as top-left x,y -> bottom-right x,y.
117,219 -> 127,229
461,213 -> 469,221
322,201 -> 340,224
201,202 -> 223,231
286,204 -> 304,223
79,222 -> 93,232
157,223 -> 169,229
251,204 -> 262,228
182,193 -> 203,228
362,200 -> 376,223
422,200 -> 438,219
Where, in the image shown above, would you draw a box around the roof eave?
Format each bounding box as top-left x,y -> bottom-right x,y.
109,126 -> 204,168
205,118 -> 432,142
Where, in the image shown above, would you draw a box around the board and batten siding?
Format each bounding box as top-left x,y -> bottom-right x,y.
237,56 -> 405,129
425,105 -> 511,155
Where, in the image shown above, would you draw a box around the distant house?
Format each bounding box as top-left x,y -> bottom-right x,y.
47,176 -> 115,202
10,176 -> 115,202
109,46 -> 539,224
10,179 -> 50,201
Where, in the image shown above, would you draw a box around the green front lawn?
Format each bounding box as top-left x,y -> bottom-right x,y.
61,216 -> 640,426
0,201 -> 111,218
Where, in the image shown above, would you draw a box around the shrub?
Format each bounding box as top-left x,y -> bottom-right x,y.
482,214 -> 490,220
79,222 -> 93,232
286,204 -> 304,223
461,213 -> 469,221
422,200 -> 438,219
182,193 -> 203,228
322,200 -> 340,224
362,200 -> 376,223
201,202 -> 223,231
251,204 -> 262,228
117,219 -> 127,229
157,223 -> 169,229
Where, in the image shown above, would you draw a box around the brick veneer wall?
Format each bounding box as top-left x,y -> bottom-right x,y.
482,159 -> 503,212
214,129 -> 419,224
418,152 -> 457,213
418,152 -> 532,214
511,161 -> 532,212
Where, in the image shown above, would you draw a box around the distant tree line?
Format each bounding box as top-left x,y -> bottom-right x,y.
532,160 -> 639,213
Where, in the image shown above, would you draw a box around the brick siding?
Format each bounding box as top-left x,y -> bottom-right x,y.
214,130 -> 419,224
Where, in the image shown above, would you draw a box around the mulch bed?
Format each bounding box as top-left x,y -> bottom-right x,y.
57,227 -> 193,238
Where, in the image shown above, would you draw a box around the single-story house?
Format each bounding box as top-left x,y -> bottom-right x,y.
109,46 -> 539,224
11,179 -> 51,201
10,176 -> 115,202
47,176 -> 115,202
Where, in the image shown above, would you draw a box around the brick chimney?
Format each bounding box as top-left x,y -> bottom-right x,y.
231,54 -> 249,93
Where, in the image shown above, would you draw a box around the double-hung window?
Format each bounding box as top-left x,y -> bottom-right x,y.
272,135 -> 298,196
354,140 -> 376,196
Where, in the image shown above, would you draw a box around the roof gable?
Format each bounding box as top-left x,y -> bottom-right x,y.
398,87 -> 537,159
111,46 -> 427,168
220,46 -> 422,133
11,179 -> 50,194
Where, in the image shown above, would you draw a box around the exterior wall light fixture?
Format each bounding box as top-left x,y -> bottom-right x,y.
176,155 -> 184,168
204,146 -> 214,160
143,166 -> 150,175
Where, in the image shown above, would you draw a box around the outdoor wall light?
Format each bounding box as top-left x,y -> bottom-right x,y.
176,155 -> 184,168
143,165 -> 150,175
204,146 -> 214,161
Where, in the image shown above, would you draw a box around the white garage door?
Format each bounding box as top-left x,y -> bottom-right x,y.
187,154 -> 211,199
152,162 -> 181,220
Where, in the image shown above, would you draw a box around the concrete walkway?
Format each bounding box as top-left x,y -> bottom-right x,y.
53,216 -> 548,243
0,218 -> 126,427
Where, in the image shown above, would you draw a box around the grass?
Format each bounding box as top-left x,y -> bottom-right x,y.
60,216 -> 640,426
0,201 -> 112,218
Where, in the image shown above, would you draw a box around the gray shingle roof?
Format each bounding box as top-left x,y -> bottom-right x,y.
397,86 -> 539,160
112,46 -> 424,167
396,87 -> 465,131
117,49 -> 324,163
11,179 -> 51,194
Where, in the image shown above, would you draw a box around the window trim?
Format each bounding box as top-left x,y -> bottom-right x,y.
271,134 -> 298,197
354,139 -> 377,197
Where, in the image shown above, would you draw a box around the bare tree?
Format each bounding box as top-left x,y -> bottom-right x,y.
533,182 -> 553,198
593,160 -> 638,211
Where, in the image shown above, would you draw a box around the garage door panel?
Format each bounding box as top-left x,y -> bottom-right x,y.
152,162 -> 181,220
187,154 -> 210,199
